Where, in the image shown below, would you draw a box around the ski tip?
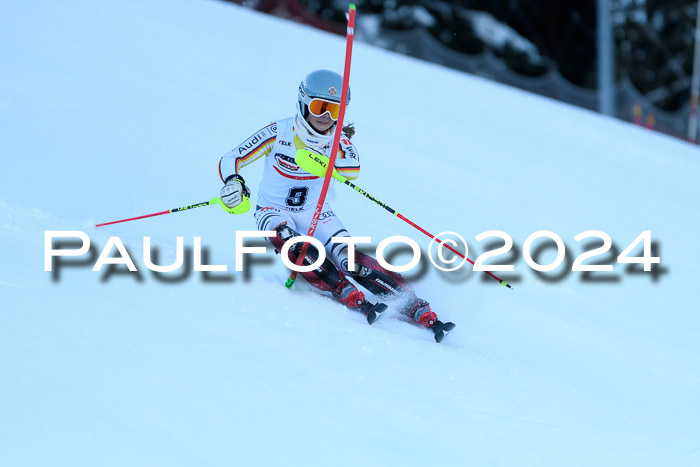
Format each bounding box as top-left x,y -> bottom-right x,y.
349,4 -> 356,10
285,278 -> 296,289
433,322 -> 456,343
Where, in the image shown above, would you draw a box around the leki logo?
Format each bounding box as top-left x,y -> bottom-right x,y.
328,86 -> 337,95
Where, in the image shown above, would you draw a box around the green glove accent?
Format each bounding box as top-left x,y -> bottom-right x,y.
210,196 -> 251,215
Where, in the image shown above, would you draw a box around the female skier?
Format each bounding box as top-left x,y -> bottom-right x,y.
217,69 -> 454,339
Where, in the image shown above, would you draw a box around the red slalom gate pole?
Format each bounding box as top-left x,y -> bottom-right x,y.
286,4 -> 356,289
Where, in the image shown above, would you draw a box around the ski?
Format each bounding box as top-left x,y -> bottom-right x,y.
287,4 -> 357,289
432,320 -> 456,343
364,302 -> 387,325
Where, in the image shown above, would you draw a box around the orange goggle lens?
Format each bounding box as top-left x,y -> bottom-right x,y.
308,99 -> 340,120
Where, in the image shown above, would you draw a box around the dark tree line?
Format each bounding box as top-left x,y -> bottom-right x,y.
299,0 -> 697,112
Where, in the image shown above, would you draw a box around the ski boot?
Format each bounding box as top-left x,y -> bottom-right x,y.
404,299 -> 456,343
332,279 -> 387,325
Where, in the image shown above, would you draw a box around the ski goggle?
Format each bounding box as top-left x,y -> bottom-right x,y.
308,98 -> 340,121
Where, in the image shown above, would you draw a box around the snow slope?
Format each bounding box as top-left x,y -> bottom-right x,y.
1,1 -> 699,466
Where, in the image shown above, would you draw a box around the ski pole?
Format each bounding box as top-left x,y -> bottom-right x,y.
295,149 -> 512,289
286,3 -> 357,289
95,196 -> 248,227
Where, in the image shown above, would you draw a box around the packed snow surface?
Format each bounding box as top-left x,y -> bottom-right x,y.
1,1 -> 699,466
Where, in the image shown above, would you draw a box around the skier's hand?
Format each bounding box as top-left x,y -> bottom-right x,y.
220,174 -> 250,212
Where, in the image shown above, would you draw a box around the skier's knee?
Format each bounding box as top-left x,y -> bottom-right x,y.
273,224 -> 325,262
274,223 -> 299,243
269,223 -> 300,254
273,224 -> 345,291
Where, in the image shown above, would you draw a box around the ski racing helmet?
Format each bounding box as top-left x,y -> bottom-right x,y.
296,69 -> 350,144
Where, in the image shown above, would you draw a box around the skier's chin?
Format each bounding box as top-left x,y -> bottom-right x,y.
308,117 -> 334,133
315,123 -> 333,133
